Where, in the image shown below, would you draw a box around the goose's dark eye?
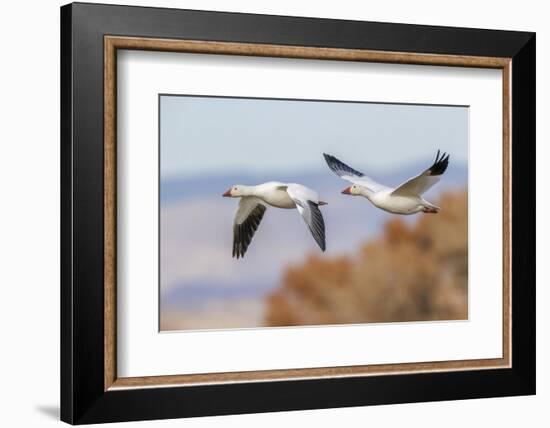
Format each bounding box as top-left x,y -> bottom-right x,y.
234,187 -> 237,190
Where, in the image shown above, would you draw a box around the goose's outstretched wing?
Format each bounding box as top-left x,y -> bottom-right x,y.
232,197 -> 267,258
323,153 -> 388,192
391,150 -> 450,197
286,184 -> 326,251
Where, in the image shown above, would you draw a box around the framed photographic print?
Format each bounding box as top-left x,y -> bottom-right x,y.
60,2 -> 535,424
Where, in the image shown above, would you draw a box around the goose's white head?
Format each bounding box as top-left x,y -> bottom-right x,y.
223,185 -> 246,198
341,184 -> 362,196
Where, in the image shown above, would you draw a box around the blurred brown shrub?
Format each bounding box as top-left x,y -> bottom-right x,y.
265,190 -> 468,326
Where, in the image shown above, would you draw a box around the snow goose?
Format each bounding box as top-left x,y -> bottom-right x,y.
223,182 -> 327,258
323,151 -> 450,215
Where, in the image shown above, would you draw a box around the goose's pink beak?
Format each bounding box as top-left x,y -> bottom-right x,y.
222,189 -> 232,197
341,186 -> 352,195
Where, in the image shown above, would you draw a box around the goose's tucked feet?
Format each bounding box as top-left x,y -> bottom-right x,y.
422,206 -> 440,214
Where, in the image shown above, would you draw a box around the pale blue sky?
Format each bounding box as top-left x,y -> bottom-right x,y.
160,95 -> 468,179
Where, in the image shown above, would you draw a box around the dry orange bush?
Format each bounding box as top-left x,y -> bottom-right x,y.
265,190 -> 468,326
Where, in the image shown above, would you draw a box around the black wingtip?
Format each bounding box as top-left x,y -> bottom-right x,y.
231,204 -> 267,259
428,150 -> 450,176
315,234 -> 326,252
307,201 -> 327,253
323,153 -> 364,177
322,153 -> 333,163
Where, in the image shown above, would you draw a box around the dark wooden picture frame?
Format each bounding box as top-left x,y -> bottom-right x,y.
61,2 -> 535,424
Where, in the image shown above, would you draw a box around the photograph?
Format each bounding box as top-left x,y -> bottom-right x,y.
159,95 -> 469,331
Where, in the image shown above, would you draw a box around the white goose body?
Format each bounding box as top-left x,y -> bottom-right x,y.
324,151 -> 450,215
250,182 -> 296,209
369,190 -> 427,215
223,182 -> 327,258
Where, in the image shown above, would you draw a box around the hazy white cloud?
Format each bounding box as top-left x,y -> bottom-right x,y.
161,297 -> 265,331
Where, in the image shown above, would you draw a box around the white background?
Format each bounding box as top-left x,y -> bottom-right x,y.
0,0 -> 546,427
118,51 -> 503,377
